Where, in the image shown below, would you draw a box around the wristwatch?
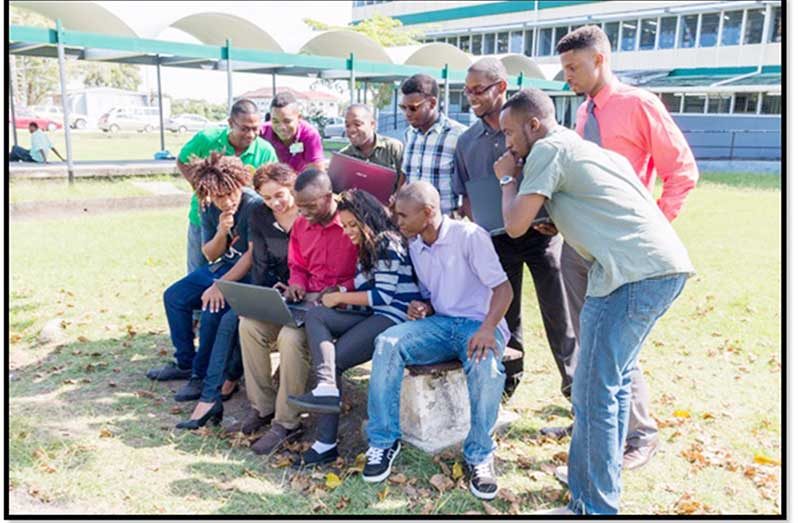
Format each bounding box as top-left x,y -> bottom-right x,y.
499,175 -> 517,186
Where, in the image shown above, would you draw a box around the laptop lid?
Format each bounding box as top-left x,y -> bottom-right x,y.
465,176 -> 505,236
215,280 -> 305,327
328,151 -> 397,205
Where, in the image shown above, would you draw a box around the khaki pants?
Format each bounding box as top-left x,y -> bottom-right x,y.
238,317 -> 310,430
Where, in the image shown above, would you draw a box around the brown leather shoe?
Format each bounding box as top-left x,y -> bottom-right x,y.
623,440 -> 660,470
251,424 -> 302,455
223,408 -> 274,436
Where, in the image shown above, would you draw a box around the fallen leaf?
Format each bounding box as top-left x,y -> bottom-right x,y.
325,472 -> 342,489
99,427 -> 113,438
497,488 -> 520,504
347,453 -> 366,474
451,462 -> 464,481
389,473 -> 407,484
673,409 -> 692,418
403,485 -> 419,497
63,379 -> 76,385
135,390 -> 156,399
419,501 -> 435,514
482,501 -> 501,515
336,496 -> 350,509
376,485 -> 389,501
552,451 -> 568,464
170,406 -> 182,415
437,460 -> 451,476
429,473 -> 454,493
311,500 -> 327,512
77,335 -> 89,343
516,456 -> 534,469
10,333 -> 22,343
753,453 -> 780,466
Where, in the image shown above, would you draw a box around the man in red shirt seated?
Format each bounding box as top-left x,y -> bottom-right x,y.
229,168 -> 358,456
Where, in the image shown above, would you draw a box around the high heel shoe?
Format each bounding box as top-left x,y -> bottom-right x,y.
176,400 -> 223,430
220,382 -> 240,402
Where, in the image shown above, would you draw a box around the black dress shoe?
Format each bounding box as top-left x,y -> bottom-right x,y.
539,423 -> 573,440
220,382 -> 240,402
174,377 -> 203,402
176,400 -> 223,430
146,362 -> 192,381
287,392 -> 340,414
296,446 -> 339,468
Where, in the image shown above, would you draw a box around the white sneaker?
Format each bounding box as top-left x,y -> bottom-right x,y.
535,506 -> 576,515
554,465 -> 568,485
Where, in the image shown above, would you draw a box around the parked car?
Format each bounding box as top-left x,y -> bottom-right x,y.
167,113 -> 210,133
30,105 -> 89,129
9,107 -> 62,132
98,106 -> 162,133
322,116 -> 346,138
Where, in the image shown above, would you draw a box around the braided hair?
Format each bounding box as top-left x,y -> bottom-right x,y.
186,152 -> 252,207
337,189 -> 402,275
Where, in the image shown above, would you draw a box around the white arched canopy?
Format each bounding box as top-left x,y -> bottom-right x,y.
386,43 -> 472,70
300,30 -> 391,63
170,12 -> 283,51
498,54 -> 546,80
13,0 -> 138,36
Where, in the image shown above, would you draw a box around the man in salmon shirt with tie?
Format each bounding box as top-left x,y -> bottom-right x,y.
546,25 -> 699,471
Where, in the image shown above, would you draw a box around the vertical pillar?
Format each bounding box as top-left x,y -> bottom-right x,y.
9,57 -> 18,147
363,79 -> 369,106
156,55 -> 165,152
56,19 -> 75,184
349,52 -> 356,105
393,85 -> 398,130
443,64 -> 450,117
271,71 -> 277,101
226,39 -> 233,114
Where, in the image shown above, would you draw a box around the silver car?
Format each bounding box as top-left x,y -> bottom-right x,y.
322,116 -> 345,138
167,114 -> 211,133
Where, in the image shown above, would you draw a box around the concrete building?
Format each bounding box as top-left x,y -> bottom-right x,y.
236,86 -> 342,118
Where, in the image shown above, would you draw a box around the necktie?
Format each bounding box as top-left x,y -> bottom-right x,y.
583,99 -> 602,146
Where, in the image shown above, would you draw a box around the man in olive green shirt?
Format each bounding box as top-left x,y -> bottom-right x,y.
178,99 -> 277,274
338,104 -> 405,189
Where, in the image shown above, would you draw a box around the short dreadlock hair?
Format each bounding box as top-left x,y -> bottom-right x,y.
187,152 -> 252,204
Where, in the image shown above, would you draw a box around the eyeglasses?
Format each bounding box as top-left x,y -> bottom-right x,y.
398,99 -> 430,113
230,119 -> 260,134
463,81 -> 502,97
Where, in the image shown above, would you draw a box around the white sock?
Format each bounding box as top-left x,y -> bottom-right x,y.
312,440 -> 337,454
312,384 -> 339,397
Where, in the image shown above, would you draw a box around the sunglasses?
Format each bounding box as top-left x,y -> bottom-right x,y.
463,81 -> 502,97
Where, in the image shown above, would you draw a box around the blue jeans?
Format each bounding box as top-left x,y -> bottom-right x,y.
366,315 -> 506,465
199,308 -> 241,402
10,145 -> 34,162
567,274 -> 688,515
162,262 -> 239,378
186,223 -> 206,274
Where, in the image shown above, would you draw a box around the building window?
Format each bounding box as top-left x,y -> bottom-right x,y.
660,93 -> 682,113
447,36 -> 457,47
603,21 -> 620,50
524,29 -> 534,56
679,14 -> 698,48
744,8 -> 765,44
458,35 -> 470,52
733,92 -> 758,113
484,33 -> 496,54
510,30 -> 523,53
621,20 -> 638,51
497,32 -> 509,53
683,94 -> 706,113
700,13 -> 719,47
721,10 -> 743,46
639,18 -> 657,50
472,34 -> 483,55
554,26 -> 568,53
707,94 -> 731,113
536,28 -> 552,56
761,93 -> 781,114
770,7 -> 781,43
659,16 -> 677,49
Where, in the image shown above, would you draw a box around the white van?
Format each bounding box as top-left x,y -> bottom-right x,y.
98,106 -> 163,132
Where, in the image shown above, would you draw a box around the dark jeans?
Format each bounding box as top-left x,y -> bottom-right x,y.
199,309 -> 243,403
304,306 -> 395,444
492,229 -> 577,398
162,262 -> 242,379
10,145 -> 34,162
560,242 -> 659,449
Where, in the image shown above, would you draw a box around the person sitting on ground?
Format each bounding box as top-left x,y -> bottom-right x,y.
361,181 -> 513,501
287,189 -> 422,466
229,167 -> 359,456
494,88 -> 694,515
339,103 -> 405,189
260,91 -> 326,174
10,122 -> 65,163
176,163 -> 299,429
147,153 -> 262,401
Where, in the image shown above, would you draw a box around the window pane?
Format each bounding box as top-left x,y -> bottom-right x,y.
707,94 -> 731,113
524,29 -> 534,56
447,36 -> 457,46
604,21 -> 620,50
761,94 -> 781,114
721,10 -> 743,46
733,92 -> 758,113
472,34 -> 483,55
683,94 -> 706,113
660,93 -> 682,112
700,13 -> 719,47
679,14 -> 698,48
770,7 -> 781,42
621,20 -> 638,51
484,33 -> 496,54
496,32 -> 509,53
744,8 -> 765,44
536,28 -> 552,56
554,26 -> 568,53
510,31 -> 523,53
659,16 -> 677,49
458,35 -> 470,51
639,18 -> 657,50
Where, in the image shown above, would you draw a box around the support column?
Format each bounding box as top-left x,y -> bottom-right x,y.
442,64 -> 450,117
9,57 -> 18,147
393,85 -> 398,130
56,19 -> 75,184
271,71 -> 277,102
363,80 -> 369,106
226,39 -> 233,114
349,52 -> 356,105
156,55 -> 165,152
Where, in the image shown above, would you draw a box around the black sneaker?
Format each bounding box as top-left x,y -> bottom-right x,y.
146,362 -> 192,381
287,392 -> 341,414
362,440 -> 401,483
174,377 -> 203,402
296,446 -> 339,468
467,456 -> 498,500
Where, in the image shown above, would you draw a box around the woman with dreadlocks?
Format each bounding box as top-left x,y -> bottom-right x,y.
153,152 -> 264,427
287,189 -> 422,466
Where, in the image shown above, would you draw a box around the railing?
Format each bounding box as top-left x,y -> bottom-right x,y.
681,129 -> 781,161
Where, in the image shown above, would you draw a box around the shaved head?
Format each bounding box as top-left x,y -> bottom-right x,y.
346,103 -> 374,122
395,181 -> 440,211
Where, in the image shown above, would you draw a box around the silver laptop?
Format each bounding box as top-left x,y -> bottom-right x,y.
465,176 -> 505,236
215,280 -> 309,327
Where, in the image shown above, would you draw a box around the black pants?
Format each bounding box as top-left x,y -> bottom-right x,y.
492,229 -> 577,399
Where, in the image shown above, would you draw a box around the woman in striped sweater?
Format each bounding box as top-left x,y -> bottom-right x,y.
288,189 -> 422,466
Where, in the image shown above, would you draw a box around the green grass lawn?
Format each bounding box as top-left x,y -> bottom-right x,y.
9,175 -> 192,204
8,174 -> 782,515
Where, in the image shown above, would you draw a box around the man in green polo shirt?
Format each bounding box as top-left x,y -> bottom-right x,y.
338,103 -> 405,189
178,99 -> 277,275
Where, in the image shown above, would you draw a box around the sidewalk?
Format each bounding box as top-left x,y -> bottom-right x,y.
9,159 -> 178,180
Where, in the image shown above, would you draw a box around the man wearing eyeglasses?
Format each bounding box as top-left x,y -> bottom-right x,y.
399,73 -> 466,216
453,58 -> 576,401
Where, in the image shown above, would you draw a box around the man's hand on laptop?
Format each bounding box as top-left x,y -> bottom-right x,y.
275,282 -> 306,303
201,283 -> 226,313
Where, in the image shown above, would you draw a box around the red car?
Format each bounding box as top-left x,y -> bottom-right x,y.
9,107 -> 62,131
